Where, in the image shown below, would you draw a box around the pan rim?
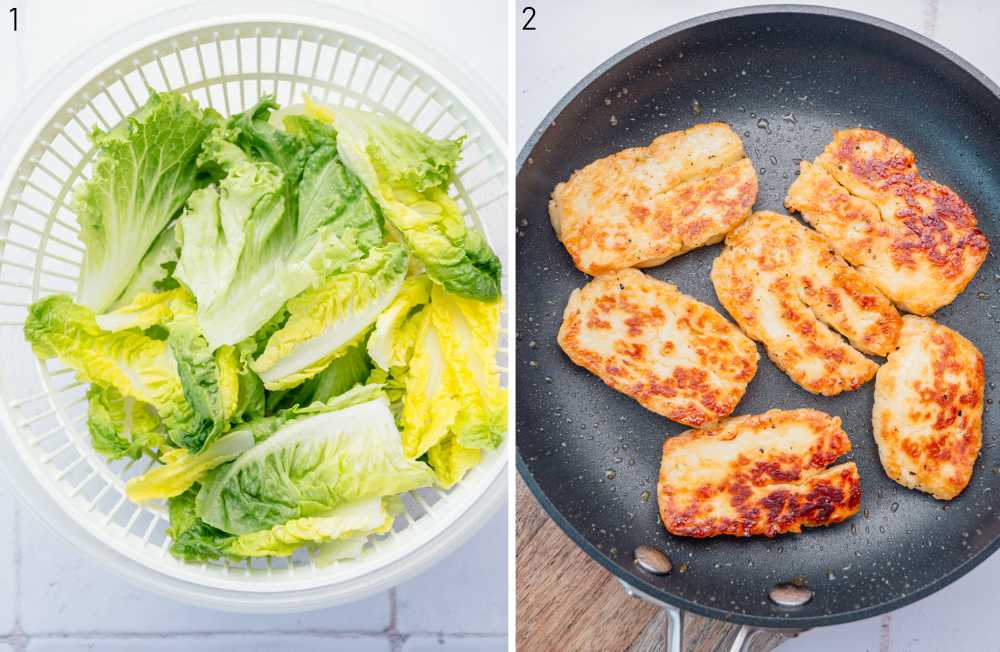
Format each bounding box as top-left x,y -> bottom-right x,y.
516,3 -> 1000,629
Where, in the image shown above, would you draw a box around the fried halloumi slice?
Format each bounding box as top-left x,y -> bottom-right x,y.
657,408 -> 861,538
549,122 -> 757,275
557,268 -> 758,427
785,129 -> 989,315
711,211 -> 901,396
873,316 -> 984,500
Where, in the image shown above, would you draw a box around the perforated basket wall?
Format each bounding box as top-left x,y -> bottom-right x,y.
0,17 -> 506,606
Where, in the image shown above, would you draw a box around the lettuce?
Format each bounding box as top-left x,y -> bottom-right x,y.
75,92 -> 219,311
226,496 -> 395,558
23,295 -> 199,445
166,488 -> 234,562
251,243 -> 408,389
374,284 -> 506,458
305,99 -> 501,302
175,105 -> 384,349
195,395 -> 433,535
125,428 -> 256,502
109,226 -> 181,310
265,344 -> 371,414
427,434 -> 482,489
86,385 -> 164,462
367,275 -> 432,370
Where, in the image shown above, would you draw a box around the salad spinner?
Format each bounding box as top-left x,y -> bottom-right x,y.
0,0 -> 507,612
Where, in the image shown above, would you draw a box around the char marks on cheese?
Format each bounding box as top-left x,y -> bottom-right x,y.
873,316 -> 984,500
557,268 -> 758,427
657,408 -> 861,538
711,211 -> 901,396
785,128 -> 989,315
549,122 -> 757,275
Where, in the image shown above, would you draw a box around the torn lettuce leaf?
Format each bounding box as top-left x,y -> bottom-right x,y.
109,226 -> 181,310
265,344 -> 372,414
367,275 -> 432,370
86,385 -> 164,462
75,91 -> 219,311
175,108 -> 383,349
426,434 -> 482,489
195,395 -> 433,535
226,496 -> 395,558
373,284 -> 506,458
251,243 -> 408,390
23,294 -> 200,446
306,99 -> 501,302
126,428 -> 256,502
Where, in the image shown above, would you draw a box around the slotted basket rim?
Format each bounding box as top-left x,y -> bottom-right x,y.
0,1 -> 507,613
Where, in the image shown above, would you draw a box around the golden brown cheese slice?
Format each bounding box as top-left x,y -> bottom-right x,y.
873,316 -> 984,500
785,129 -> 989,315
549,122 -> 757,275
557,268 -> 758,427
711,211 -> 901,396
657,408 -> 861,538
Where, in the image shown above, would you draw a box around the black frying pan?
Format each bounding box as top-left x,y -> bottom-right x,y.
516,4 -> 1000,635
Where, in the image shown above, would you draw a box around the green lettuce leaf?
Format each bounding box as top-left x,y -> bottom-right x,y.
367,275 -> 432,370
24,295 -> 199,445
251,243 -> 408,390
166,488 -> 235,562
306,99 -> 501,302
75,91 -> 219,311
383,285 -> 506,458
109,226 -> 180,310
265,344 -> 371,414
226,496 -> 394,558
195,395 -> 433,535
427,434 -> 481,489
86,385 -> 164,462
175,117 -> 380,349
126,428 -> 256,502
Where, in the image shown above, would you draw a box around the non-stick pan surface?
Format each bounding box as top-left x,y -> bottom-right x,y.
516,5 -> 1000,627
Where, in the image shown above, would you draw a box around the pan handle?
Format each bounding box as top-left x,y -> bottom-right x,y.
730,625 -> 804,651
617,579 -> 684,652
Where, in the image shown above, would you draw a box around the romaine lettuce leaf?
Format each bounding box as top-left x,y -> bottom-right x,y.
126,428 -> 256,502
251,243 -> 408,389
265,344 -> 371,414
23,295 -> 200,445
427,434 -> 481,489
367,275 -> 432,370
86,385 -> 163,462
306,99 -> 501,302
376,285 -> 506,459
195,395 -> 433,535
95,287 -> 195,333
75,91 -> 219,311
175,112 -> 382,349
166,488 -> 235,562
226,496 -> 394,558
109,226 -> 180,310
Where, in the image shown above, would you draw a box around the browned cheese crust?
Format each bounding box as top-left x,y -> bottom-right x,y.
549,122 -> 757,275
711,211 -> 901,396
873,315 -> 984,500
785,128 -> 989,315
657,408 -> 862,538
557,268 -> 758,427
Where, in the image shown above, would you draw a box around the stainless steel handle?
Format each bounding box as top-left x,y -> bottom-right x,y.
617,579 -> 683,652
730,625 -> 804,651
618,578 -> 806,652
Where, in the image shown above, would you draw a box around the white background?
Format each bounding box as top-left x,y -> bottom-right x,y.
518,1 -> 1000,651
0,1 -> 507,651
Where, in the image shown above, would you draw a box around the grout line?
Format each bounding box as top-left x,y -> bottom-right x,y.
923,0 -> 939,38
388,588 -> 406,651
9,505 -> 26,652
879,613 -> 892,652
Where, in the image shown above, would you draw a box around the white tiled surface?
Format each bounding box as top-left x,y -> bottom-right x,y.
518,1 -> 1000,651
0,1 -> 508,651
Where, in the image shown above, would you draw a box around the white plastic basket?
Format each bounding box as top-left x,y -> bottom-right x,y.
0,1 -> 507,612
